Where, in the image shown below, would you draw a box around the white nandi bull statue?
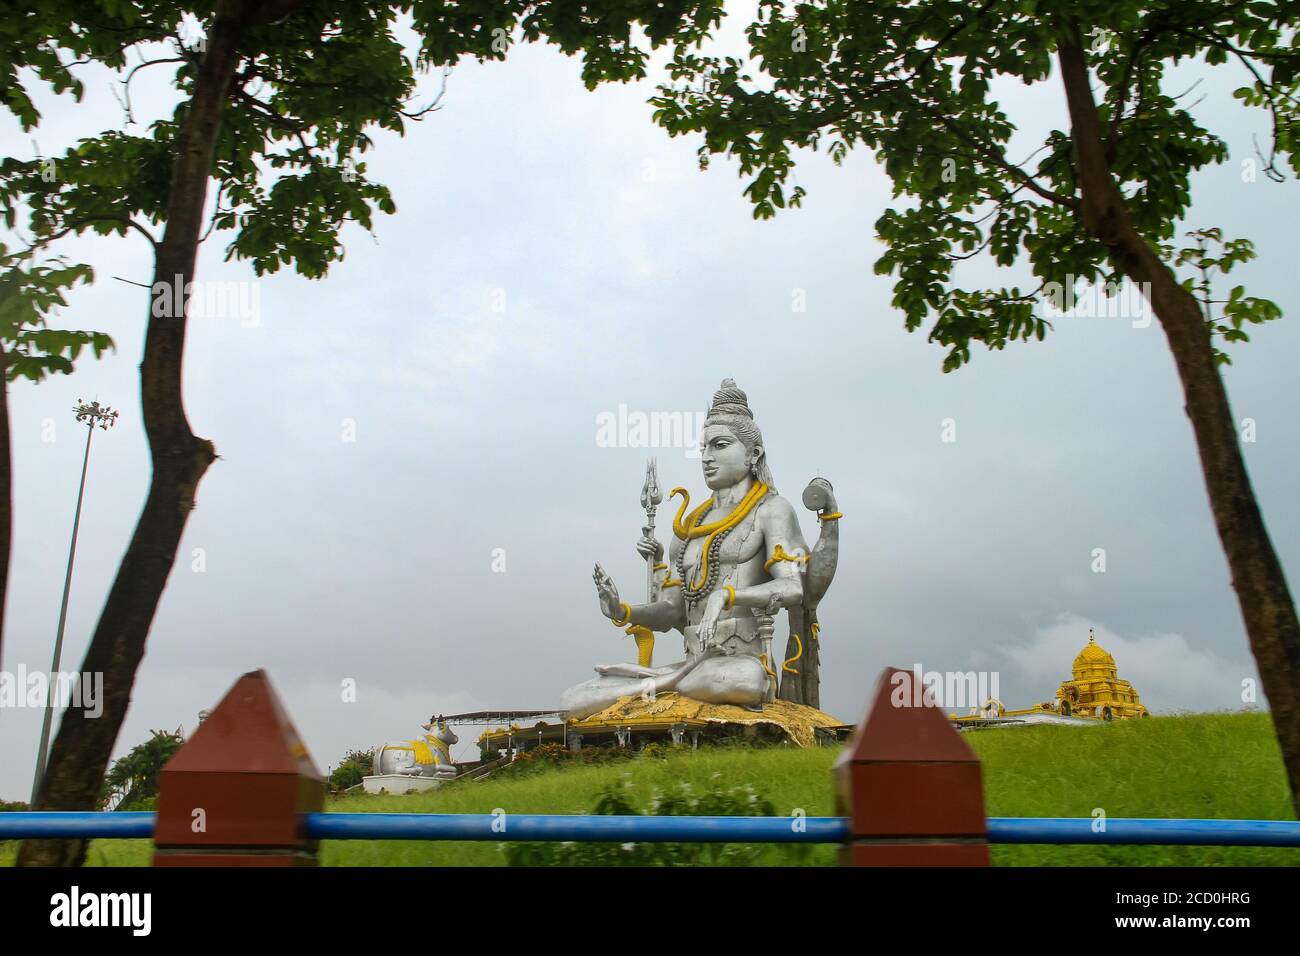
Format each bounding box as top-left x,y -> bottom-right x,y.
373,716 -> 459,779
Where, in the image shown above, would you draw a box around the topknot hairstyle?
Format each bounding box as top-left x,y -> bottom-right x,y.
703,378 -> 776,493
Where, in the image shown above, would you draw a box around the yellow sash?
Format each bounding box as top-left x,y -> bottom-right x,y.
411,739 -> 435,764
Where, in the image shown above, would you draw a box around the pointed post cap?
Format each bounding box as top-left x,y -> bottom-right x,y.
837,666 -> 981,765
162,669 -> 320,778
154,669 -> 322,861
835,667 -> 988,854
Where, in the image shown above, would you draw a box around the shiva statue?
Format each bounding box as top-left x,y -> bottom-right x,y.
560,379 -> 840,719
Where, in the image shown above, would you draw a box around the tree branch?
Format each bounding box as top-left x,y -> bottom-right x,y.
918,101 -> 1079,208
1106,32 -> 1158,151
17,215 -> 159,256
904,0 -> 1000,84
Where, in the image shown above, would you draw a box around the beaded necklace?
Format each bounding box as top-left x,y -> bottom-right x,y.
671,482 -> 769,608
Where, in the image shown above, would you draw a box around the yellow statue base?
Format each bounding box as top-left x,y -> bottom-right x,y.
571,692 -> 843,748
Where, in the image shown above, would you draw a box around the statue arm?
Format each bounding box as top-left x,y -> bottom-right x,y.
626,591 -> 686,632
631,536 -> 688,631
593,540 -> 688,633
731,497 -> 807,611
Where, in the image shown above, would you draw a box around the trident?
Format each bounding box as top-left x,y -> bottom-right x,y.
640,457 -> 663,601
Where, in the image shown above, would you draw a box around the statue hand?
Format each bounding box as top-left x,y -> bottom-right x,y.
635,526 -> 664,564
697,588 -> 729,649
593,562 -> 621,619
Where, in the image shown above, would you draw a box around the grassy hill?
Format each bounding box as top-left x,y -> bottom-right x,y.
4,711 -> 1296,866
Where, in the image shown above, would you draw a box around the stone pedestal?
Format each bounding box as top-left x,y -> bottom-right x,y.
361,774 -> 444,795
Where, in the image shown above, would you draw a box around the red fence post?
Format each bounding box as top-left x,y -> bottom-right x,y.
834,666 -> 990,866
153,669 -> 323,866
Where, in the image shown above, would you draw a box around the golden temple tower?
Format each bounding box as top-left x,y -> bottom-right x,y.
1055,628 -> 1149,719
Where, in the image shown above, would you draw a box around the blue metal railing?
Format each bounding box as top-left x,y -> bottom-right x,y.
987,817 -> 1300,848
3,812 -> 1300,847
305,812 -> 847,842
0,812 -> 155,840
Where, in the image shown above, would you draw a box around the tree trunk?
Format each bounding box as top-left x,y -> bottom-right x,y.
1057,25 -> 1300,815
0,345 -> 10,676
16,5 -> 249,866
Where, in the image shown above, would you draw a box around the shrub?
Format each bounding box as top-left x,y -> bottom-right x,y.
496,744 -> 635,779
504,779 -> 779,866
329,757 -> 373,792
99,729 -> 184,810
114,795 -> 158,812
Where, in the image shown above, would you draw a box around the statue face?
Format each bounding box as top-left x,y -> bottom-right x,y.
700,424 -> 755,490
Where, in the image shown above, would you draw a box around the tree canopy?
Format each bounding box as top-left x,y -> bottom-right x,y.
3,0 -> 727,280
652,0 -> 1297,369
99,728 -> 184,811
650,0 -> 1300,815
4,0 -> 729,866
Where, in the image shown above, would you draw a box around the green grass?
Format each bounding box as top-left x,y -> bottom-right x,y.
3,712 -> 1295,866
976,711 -> 1295,865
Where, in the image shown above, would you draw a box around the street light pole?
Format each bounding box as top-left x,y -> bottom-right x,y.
30,399 -> 118,806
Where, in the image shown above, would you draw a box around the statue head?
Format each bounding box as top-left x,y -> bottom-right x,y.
421,715 -> 459,746
700,379 -> 776,493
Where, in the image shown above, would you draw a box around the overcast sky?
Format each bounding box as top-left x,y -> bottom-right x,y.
3,9 -> 1298,798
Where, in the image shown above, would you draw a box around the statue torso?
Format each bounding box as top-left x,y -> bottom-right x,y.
673,492 -> 787,659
